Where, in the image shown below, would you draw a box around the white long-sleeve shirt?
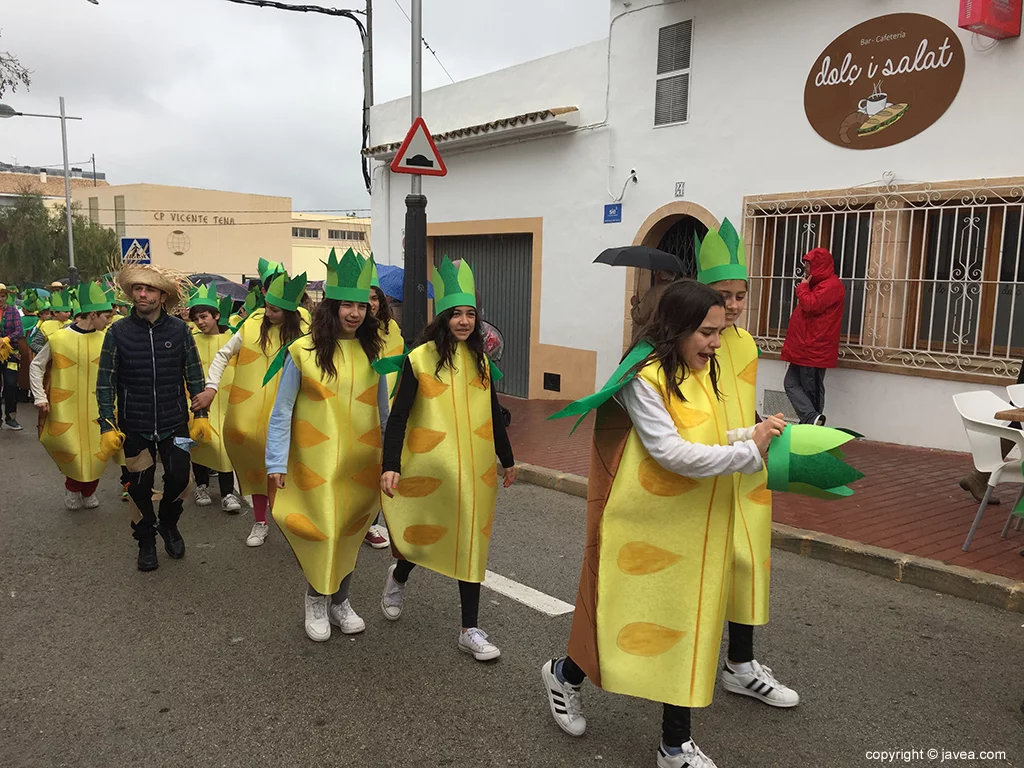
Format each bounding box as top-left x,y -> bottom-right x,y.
205,332 -> 244,390
616,377 -> 763,478
29,343 -> 50,405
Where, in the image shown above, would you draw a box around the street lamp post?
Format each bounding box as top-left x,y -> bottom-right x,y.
0,98 -> 84,286
401,0 -> 428,345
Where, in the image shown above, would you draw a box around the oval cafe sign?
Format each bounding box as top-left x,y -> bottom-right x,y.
805,13 -> 965,150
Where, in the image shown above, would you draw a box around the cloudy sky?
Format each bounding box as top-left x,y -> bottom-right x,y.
1,0 -> 606,211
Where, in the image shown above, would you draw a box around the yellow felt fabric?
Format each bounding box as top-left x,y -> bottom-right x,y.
381,341 -> 498,583
223,309 -> 307,495
594,361 -> 734,709
379,318 -> 404,399
40,328 -> 111,482
272,340 -> 382,595
190,329 -> 235,473
718,328 -> 772,626
38,319 -> 65,340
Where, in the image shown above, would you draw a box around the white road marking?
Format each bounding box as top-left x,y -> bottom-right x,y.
482,570 -> 575,617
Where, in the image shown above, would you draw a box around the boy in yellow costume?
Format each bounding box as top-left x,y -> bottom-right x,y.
265,250 -> 388,641
695,219 -> 800,709
377,256 -> 517,662
541,281 -> 786,768
38,290 -> 73,340
29,282 -> 116,510
194,269 -> 308,547
187,284 -> 243,513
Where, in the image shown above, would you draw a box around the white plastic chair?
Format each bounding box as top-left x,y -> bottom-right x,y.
952,390 -> 1024,551
1006,383 -> 1024,407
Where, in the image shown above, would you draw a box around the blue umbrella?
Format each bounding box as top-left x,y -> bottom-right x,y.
377,264 -> 434,302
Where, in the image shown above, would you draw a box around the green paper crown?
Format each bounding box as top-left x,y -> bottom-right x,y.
766,424 -> 865,501
218,295 -> 234,322
265,271 -> 308,312
325,248 -> 373,302
258,257 -> 286,283
432,255 -> 476,314
188,282 -> 221,311
49,290 -> 73,313
696,218 -> 748,285
5,290 -> 16,307
240,286 -> 265,318
354,252 -> 381,289
70,300 -> 83,318
78,281 -> 115,314
21,289 -> 45,314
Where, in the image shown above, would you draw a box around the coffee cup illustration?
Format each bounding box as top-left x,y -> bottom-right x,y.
858,92 -> 889,116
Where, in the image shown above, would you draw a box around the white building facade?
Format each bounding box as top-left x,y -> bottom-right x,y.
367,0 -> 1024,451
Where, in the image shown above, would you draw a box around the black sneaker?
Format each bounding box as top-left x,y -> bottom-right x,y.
157,524 -> 185,559
4,417 -> 23,431
138,539 -> 159,572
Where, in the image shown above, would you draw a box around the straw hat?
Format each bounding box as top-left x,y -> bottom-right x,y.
118,264 -> 193,312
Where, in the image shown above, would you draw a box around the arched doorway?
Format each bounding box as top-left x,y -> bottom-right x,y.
622,202 -> 720,349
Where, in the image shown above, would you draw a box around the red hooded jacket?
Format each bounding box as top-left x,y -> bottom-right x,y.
780,248 -> 846,369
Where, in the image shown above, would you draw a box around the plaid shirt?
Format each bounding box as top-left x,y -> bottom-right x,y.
1,304 -> 24,362
97,311 -> 208,440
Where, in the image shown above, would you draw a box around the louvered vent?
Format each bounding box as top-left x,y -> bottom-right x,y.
655,20 -> 693,126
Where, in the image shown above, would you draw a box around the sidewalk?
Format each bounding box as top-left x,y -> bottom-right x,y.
505,398 -> 1024,582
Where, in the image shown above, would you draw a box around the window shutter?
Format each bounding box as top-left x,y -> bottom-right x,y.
655,73 -> 690,126
657,20 -> 692,75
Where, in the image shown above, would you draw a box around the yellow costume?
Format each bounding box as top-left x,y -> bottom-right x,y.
379,317 -> 404,396
190,328 -> 235,473
272,340 -> 382,594
38,319 -> 67,339
718,327 -> 772,626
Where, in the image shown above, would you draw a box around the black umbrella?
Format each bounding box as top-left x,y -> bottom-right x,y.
594,246 -> 686,273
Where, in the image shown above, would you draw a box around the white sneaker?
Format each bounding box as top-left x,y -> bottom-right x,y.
380,563 -> 406,621
64,490 -> 83,510
458,627 -> 501,661
82,494 -> 100,509
541,659 -> 586,736
194,485 -> 212,506
658,740 -> 718,768
328,599 -> 366,635
304,592 -> 330,642
363,524 -> 390,549
246,521 -> 269,547
720,659 -> 800,708
221,494 -> 242,513
813,414 -> 827,426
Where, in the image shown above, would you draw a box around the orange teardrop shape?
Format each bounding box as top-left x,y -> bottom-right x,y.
416,374 -> 449,399
474,419 -> 494,441
358,428 -> 382,448
47,420 -> 74,437
617,541 -> 682,575
292,463 -> 327,491
341,513 -> 372,537
244,469 -> 266,488
673,406 -> 710,430
352,464 -> 382,489
228,386 -> 254,405
402,524 -> 447,546
407,428 -> 446,453
738,358 -> 758,386
284,513 -> 328,542
469,375 -> 489,391
746,483 -> 771,506
480,467 -> 498,489
51,353 -> 76,369
236,347 -> 261,365
616,622 -> 685,657
637,457 -> 700,497
48,387 -> 74,404
294,420 -> 330,448
397,476 -> 443,498
301,376 -> 336,401
355,384 -> 378,406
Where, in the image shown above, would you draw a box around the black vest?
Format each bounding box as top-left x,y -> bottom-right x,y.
108,311 -> 193,435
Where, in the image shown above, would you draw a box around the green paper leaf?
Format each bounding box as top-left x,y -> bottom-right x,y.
372,353 -> 408,376
262,334 -> 307,387
489,361 -> 503,383
548,342 -> 654,432
788,424 -> 857,456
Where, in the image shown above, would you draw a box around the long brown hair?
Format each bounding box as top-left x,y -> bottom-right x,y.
258,309 -> 303,354
371,286 -> 394,327
308,299 -> 383,380
417,307 -> 488,383
628,279 -> 725,402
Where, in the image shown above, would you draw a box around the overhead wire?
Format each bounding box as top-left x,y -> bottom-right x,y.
390,0 -> 456,84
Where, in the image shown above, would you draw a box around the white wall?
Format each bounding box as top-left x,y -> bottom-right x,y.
370,0 -> 1024,451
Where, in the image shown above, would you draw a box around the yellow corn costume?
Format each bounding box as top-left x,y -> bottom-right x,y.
188,287 -> 235,473
223,270 -> 308,496
695,218 -> 772,627
273,340 -> 382,593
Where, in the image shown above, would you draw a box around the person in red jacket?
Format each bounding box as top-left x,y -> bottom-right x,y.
780,247 -> 845,425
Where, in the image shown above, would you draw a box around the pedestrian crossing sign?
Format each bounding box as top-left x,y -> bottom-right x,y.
120,237 -> 151,265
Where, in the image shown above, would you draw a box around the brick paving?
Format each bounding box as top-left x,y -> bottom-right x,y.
504,397 -> 1024,582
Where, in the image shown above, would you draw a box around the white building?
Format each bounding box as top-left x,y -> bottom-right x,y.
367,0 -> 1023,451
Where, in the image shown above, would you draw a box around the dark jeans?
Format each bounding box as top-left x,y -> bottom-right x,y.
393,559 -> 481,628
123,427 -> 191,542
192,463 -> 236,497
560,656 -> 691,747
1,366 -> 18,417
784,364 -> 827,424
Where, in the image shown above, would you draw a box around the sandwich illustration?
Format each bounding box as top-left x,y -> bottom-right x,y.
857,103 -> 910,136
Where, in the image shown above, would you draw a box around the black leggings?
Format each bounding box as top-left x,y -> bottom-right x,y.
727,622 -> 754,664
192,463 -> 236,497
560,656 -> 691,747
392,559 -> 481,628
1,366 -> 17,417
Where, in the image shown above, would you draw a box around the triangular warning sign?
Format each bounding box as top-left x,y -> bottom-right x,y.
390,117 -> 447,177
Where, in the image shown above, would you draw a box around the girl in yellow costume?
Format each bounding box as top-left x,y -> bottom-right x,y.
265,250 -> 387,641
195,270 -> 308,547
695,219 -> 799,711
541,281 -> 785,768
29,282 -> 116,510
378,256 -> 517,662
187,285 -> 243,513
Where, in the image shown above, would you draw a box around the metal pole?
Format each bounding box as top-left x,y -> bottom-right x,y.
401,0 -> 428,345
365,0 -> 373,109
60,97 -> 78,286
91,153 -> 97,186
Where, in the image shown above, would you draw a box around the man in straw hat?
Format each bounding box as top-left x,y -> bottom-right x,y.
97,263 -> 213,572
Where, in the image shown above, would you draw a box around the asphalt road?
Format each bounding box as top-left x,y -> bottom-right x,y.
1,414 -> 1022,768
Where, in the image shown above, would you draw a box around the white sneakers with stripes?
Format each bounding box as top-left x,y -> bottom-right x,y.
541,659 -> 587,737
720,659 -> 800,707
657,740 -> 719,768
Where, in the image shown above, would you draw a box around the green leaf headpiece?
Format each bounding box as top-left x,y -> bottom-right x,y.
78,281 -> 116,314
49,290 -> 73,313
265,271 -> 308,312
20,289 -> 46,314
325,248 -> 372,303
187,282 -> 221,311
218,295 -> 234,321
695,218 -> 748,285
766,424 -> 865,501
258,257 -> 286,284
432,255 -> 476,315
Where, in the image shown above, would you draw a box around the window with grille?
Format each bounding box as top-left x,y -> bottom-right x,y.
655,20 -> 692,126
328,229 -> 366,241
88,197 -> 99,224
292,227 -> 320,239
114,195 -> 125,239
